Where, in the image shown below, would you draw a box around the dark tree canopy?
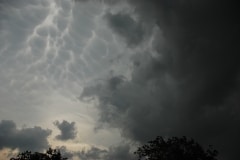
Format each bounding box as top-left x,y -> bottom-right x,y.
134,136 -> 218,160
10,148 -> 68,160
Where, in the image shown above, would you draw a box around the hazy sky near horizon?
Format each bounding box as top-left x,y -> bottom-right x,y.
0,0 -> 240,160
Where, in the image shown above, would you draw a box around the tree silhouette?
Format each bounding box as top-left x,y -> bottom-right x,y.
134,136 -> 218,160
10,148 -> 68,160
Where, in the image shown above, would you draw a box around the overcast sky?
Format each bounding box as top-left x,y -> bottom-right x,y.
0,0 -> 239,160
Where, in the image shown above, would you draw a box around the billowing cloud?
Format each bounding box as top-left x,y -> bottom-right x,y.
81,0 -> 240,160
0,120 -> 51,152
54,120 -> 77,141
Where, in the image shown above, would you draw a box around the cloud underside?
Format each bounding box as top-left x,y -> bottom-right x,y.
81,0 -> 240,159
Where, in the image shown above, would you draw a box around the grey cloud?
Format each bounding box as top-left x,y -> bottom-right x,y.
81,0 -> 240,160
105,144 -> 135,160
53,146 -> 74,159
0,120 -> 51,152
104,12 -> 145,46
0,0 -> 48,62
54,120 -> 77,141
77,146 -> 107,160
73,144 -> 134,160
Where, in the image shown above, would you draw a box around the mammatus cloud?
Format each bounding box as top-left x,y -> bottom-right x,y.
0,0 -> 128,158
104,12 -> 144,47
0,120 -> 51,152
81,0 -> 240,160
54,120 -> 77,141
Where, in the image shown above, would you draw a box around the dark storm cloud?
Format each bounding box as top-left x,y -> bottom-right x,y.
54,120 -> 77,141
81,0 -> 240,159
0,120 -> 51,152
104,12 -> 145,46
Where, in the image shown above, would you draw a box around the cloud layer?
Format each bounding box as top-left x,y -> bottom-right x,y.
59,144 -> 134,160
1,0 -> 240,159
81,0 -> 240,159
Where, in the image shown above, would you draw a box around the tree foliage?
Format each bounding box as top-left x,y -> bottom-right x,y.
10,148 -> 68,160
134,136 -> 218,160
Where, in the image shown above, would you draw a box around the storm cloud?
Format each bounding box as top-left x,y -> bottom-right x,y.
81,0 -> 240,159
104,12 -> 145,46
0,120 -> 51,152
54,120 -> 77,141
1,0 -> 239,159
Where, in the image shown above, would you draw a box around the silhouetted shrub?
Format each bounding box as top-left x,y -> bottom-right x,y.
134,136 -> 218,160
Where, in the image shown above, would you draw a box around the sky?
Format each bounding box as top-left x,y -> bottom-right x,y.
0,0 -> 239,160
